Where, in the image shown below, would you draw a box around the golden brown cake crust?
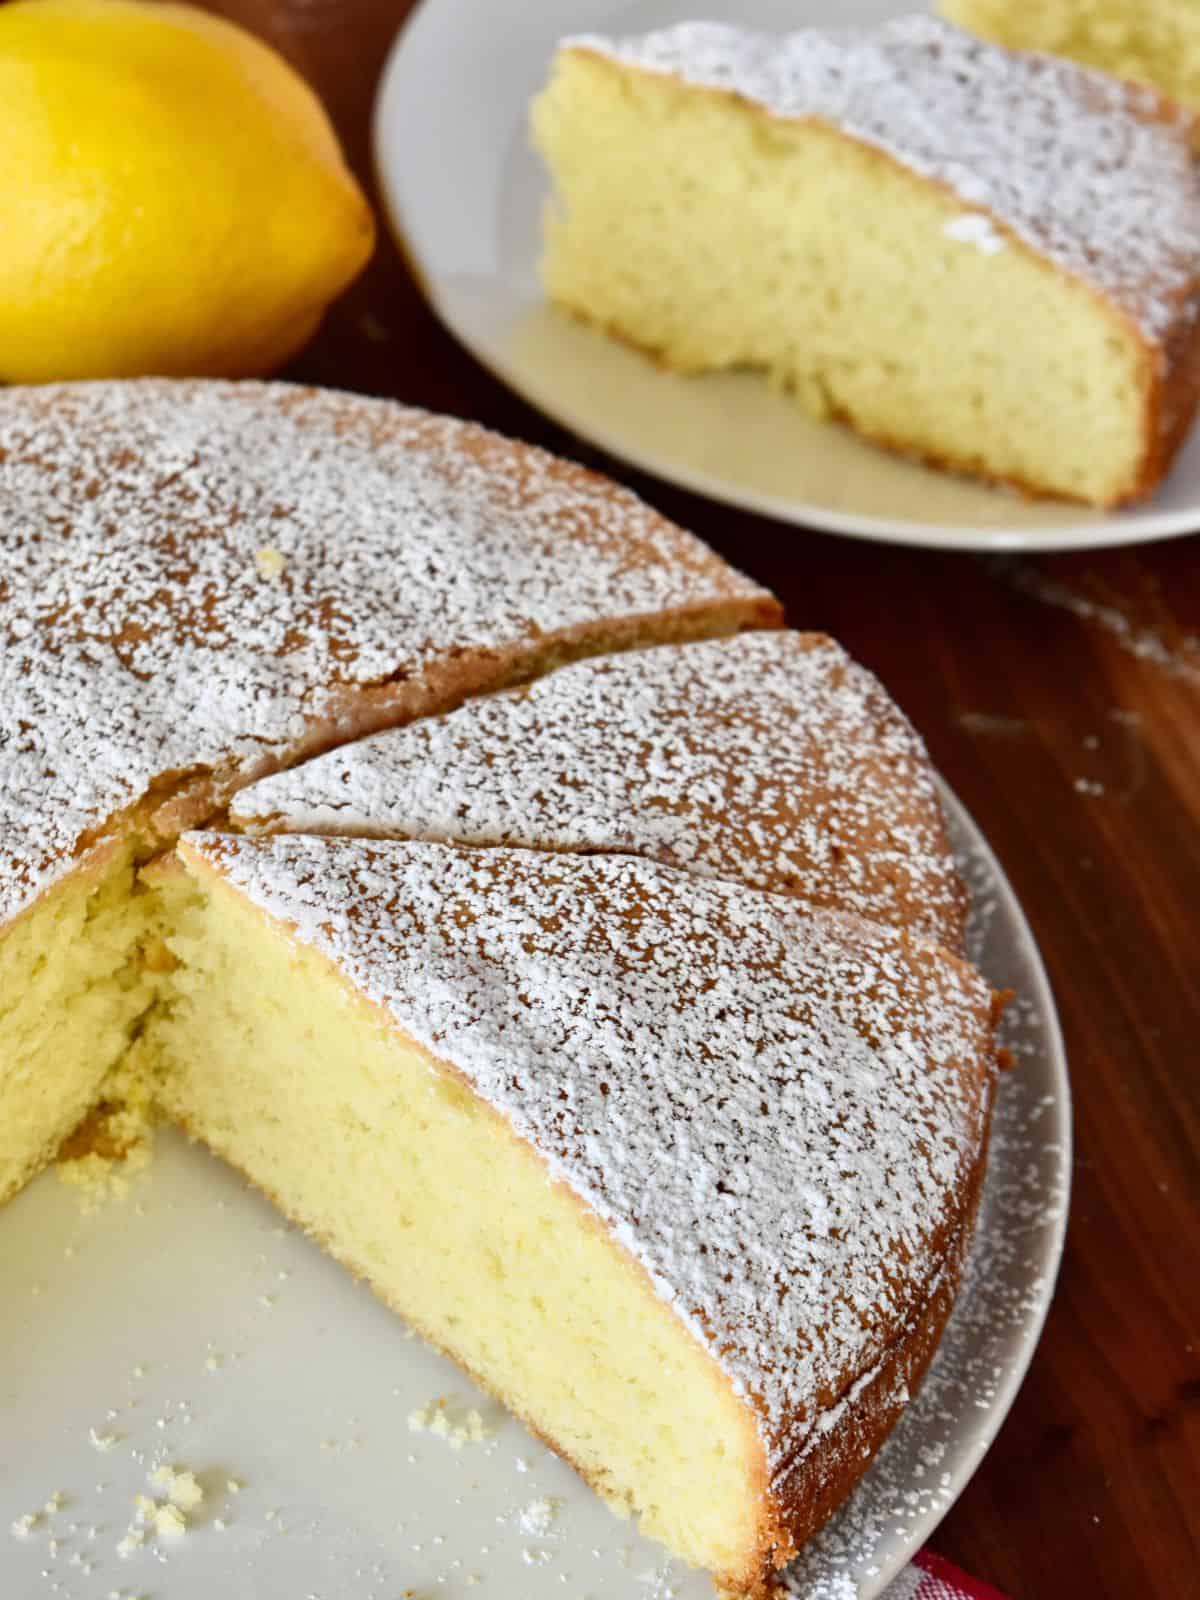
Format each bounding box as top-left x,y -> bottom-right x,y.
749,1090 -> 993,1594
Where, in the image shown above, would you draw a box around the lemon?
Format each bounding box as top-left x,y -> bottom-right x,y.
0,0 -> 375,382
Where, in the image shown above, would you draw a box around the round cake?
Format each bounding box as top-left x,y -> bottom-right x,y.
0,379 -> 1000,1597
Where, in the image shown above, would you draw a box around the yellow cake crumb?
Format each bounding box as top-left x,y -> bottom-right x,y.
150,1465 -> 204,1512
56,1055 -> 158,1213
154,1503 -> 187,1539
116,1526 -> 145,1557
407,1395 -> 493,1450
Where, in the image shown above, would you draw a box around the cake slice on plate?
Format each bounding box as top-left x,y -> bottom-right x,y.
532,15 -> 1200,506
0,378 -> 777,1206
146,833 -> 999,1597
232,630 -> 968,951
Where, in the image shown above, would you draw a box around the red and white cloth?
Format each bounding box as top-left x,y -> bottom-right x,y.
883,1551 -> 1011,1600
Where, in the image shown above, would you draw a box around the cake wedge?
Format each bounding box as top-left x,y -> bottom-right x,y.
232,631 -> 968,950
532,15 -> 1200,506
145,832 -> 999,1596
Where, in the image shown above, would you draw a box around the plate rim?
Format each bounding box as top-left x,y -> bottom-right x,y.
919,779 -> 1072,1566
371,0 -> 1200,553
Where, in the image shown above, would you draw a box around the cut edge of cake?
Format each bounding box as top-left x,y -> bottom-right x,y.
0,839 -> 152,1206
135,832 -> 999,1596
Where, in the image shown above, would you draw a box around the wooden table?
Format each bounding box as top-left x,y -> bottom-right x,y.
213,4 -> 1200,1593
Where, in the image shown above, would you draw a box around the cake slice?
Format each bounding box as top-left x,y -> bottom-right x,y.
941,0 -> 1200,115
0,378 -> 777,1205
532,15 -> 1200,506
232,631 -> 968,950
146,833 -> 998,1596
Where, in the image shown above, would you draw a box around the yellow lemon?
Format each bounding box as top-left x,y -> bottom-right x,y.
0,0 -> 375,382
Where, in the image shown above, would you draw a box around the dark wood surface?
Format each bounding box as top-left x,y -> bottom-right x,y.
214,4 -> 1199,1593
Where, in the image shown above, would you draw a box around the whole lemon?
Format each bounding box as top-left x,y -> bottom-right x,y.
0,0 -> 375,381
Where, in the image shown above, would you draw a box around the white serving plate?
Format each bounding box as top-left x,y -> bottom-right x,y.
374,0 -> 1200,551
0,784 -> 1069,1600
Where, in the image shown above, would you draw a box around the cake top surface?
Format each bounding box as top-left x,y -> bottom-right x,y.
0,379 -> 769,927
181,832 -> 994,1476
234,630 -> 967,949
568,14 -> 1200,338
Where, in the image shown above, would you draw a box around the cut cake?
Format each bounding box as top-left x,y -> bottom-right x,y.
0,377 -> 998,1595
146,833 -> 997,1595
532,15 -> 1200,506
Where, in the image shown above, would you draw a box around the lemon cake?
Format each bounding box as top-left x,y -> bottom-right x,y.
0,378 -> 777,1205
941,0 -> 1200,115
232,630 -> 968,950
0,375 -> 1000,1594
145,833 -> 998,1597
531,15 -> 1200,506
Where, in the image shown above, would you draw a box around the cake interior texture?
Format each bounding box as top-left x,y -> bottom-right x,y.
532,46 -> 1156,506
942,0 -> 1200,112
141,855 -> 762,1581
0,845 -> 161,1205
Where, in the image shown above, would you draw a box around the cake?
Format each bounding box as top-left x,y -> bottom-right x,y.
0,377 -> 999,1596
0,378 -> 777,1206
232,629 -> 968,951
531,15 -> 1200,507
941,0 -> 1200,115
144,833 -> 998,1596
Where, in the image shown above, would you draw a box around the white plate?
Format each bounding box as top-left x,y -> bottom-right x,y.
374,0 -> 1200,551
0,786 -> 1069,1600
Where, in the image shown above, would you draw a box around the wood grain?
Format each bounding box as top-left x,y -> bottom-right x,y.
210,3 -> 1200,1592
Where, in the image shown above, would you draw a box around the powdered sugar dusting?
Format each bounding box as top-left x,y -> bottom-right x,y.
180,834 -> 995,1478
570,15 -> 1200,337
234,632 -> 967,950
0,379 -> 771,926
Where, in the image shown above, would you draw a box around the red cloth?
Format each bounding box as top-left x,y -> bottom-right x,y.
885,1550 -> 1011,1599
